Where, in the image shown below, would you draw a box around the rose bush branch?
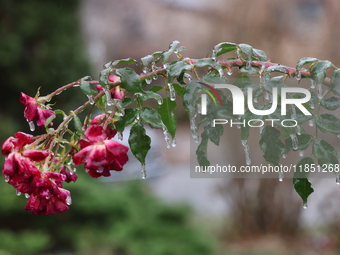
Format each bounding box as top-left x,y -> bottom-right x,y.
2,40 -> 340,215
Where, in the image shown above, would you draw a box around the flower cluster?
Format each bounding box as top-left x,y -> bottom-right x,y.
73,114 -> 129,178
2,132 -> 73,215
20,93 -> 55,129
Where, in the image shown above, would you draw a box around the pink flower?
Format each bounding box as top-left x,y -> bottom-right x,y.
20,92 -> 55,129
108,73 -> 121,83
96,85 -> 124,101
2,132 -> 72,215
25,188 -> 70,215
72,125 -> 129,178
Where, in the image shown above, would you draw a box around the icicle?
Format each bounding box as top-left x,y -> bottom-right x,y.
66,195 -> 72,205
87,95 -> 95,105
118,132 -> 123,141
317,83 -> 323,99
246,61 -> 252,70
310,79 -> 316,89
303,203 -> 308,209
142,67 -> 148,74
237,115 -> 242,129
172,137 -> 177,148
190,118 -> 199,143
151,62 -> 158,80
168,83 -> 176,101
163,127 -> 171,149
197,103 -> 201,114
290,134 -> 299,150
265,92 -> 270,101
212,49 -> 217,60
254,97 -> 259,103
104,89 -> 113,106
184,73 -> 192,82
309,119 -> 314,127
241,140 -> 251,165
16,190 -> 21,196
25,193 -> 30,199
163,63 -> 168,69
4,175 -> 9,182
227,67 -> 233,75
309,102 -> 315,109
97,169 -> 104,174
299,150 -> 304,157
141,164 -> 147,179
113,99 -> 124,116
73,84 -> 80,87
278,171 -> 284,182
297,125 -> 301,135
136,113 -> 140,121
336,172 -> 340,185
296,70 -> 302,81
282,153 -> 287,159
291,105 -> 296,119
157,98 -> 163,105
27,119 -> 35,132
218,68 -> 225,78
73,168 -> 77,173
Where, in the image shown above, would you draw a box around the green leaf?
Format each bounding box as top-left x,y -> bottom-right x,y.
241,110 -> 263,140
162,40 -> 180,64
122,97 -> 135,108
315,113 -> 340,135
128,122 -> 151,165
80,79 -> 93,96
158,97 -> 177,138
293,157 -> 314,203
172,84 -> 185,97
168,60 -> 192,77
214,42 -> 237,57
99,68 -> 111,88
115,68 -> 142,93
194,58 -> 222,71
196,130 -> 210,167
71,112 -> 83,136
54,109 -> 66,118
313,139 -> 339,167
259,126 -> 285,165
296,57 -> 318,71
331,69 -> 340,94
139,107 -> 164,129
312,60 -> 333,84
204,120 -> 223,146
320,96 -> 339,111
201,74 -> 227,85
183,81 -> 202,119
238,44 -> 253,61
108,58 -> 137,67
253,49 -> 267,61
238,67 -> 259,76
149,85 -> 164,93
141,55 -> 154,68
44,115 -> 56,129
115,108 -> 139,132
285,134 -> 314,152
264,65 -> 289,74
97,94 -> 107,111
233,75 -> 259,94
138,91 -> 162,104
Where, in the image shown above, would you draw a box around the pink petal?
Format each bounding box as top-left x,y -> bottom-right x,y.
90,113 -> 106,125
84,125 -> 107,144
113,86 -> 124,100
3,154 -> 16,176
72,145 -> 94,166
22,150 -> 49,161
85,144 -> 108,170
79,139 -> 91,150
108,73 -> 121,83
2,137 -> 15,155
36,108 -> 55,128
96,85 -> 103,92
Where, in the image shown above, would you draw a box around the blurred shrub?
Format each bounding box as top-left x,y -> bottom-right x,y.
0,171 -> 216,255
0,0 -> 90,142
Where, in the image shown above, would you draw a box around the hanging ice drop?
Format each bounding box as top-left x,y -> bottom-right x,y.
141,164 -> 147,179
104,89 -> 113,106
4,175 -> 9,182
309,119 -> 314,127
172,137 -> 177,148
162,127 -> 171,149
310,79 -> 316,89
278,171 -> 284,182
27,120 -> 35,132
295,70 -> 302,81
241,140 -> 251,165
290,134 -> 299,150
299,150 -> 304,157
66,195 -> 72,205
25,193 -> 30,199
303,203 -> 308,209
16,190 -> 21,196
317,83 -> 323,99
118,132 -> 123,141
168,83 -> 176,101
87,95 -> 95,105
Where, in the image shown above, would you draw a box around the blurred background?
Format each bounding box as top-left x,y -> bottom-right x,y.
2,0 -> 340,254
